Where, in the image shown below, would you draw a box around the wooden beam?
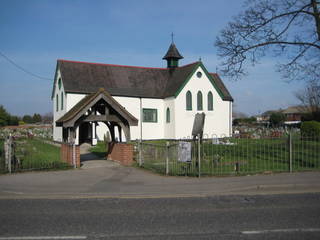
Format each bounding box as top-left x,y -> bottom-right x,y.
82,114 -> 121,122
119,122 -> 131,141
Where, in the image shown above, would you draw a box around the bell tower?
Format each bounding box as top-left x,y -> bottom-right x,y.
163,34 -> 183,68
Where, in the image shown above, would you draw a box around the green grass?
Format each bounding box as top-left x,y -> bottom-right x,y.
11,138 -> 69,172
138,136 -> 320,176
89,141 -> 108,158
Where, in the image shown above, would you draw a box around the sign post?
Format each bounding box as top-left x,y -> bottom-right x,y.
191,113 -> 205,178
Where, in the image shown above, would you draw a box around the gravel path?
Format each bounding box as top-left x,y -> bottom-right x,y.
80,143 -> 120,169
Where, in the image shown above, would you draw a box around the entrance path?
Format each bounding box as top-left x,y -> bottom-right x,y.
0,161 -> 320,199
80,143 -> 119,169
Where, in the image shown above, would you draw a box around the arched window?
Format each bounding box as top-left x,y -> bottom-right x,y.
61,92 -> 64,110
166,107 -> 170,123
186,91 -> 192,110
197,91 -> 203,111
56,94 -> 59,112
58,78 -> 62,90
208,91 -> 213,111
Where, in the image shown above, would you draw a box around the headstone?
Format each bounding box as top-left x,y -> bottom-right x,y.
212,138 -> 220,144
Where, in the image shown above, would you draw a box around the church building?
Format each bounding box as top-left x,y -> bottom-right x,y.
52,42 -> 233,145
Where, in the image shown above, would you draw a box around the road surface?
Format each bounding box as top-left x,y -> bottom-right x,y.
0,193 -> 319,239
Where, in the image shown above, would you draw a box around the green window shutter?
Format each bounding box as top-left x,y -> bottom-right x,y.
186,91 -> 192,110
143,108 -> 158,122
208,91 -> 213,111
61,92 -> 64,110
197,91 -> 203,111
166,107 -> 170,123
56,94 -> 59,112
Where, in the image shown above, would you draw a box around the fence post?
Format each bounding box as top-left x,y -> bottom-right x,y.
139,140 -> 142,167
166,141 -> 169,175
72,142 -> 76,168
289,132 -> 293,173
5,135 -> 12,173
198,134 -> 201,178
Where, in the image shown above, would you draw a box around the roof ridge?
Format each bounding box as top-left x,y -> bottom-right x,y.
178,61 -> 200,68
58,59 -> 168,70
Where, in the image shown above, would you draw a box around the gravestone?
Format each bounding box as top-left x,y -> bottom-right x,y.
192,113 -> 206,139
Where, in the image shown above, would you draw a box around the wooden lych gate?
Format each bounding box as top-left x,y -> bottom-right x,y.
56,88 -> 138,167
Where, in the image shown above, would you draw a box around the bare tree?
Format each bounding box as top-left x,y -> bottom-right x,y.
215,0 -> 320,82
295,81 -> 320,120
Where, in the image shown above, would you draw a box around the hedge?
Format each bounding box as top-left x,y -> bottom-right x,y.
301,121 -> 320,137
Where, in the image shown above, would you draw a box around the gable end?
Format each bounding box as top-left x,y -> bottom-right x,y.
174,62 -> 232,101
51,61 -> 61,100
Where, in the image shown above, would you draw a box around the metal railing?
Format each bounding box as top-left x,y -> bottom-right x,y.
135,133 -> 320,177
0,135 -> 68,173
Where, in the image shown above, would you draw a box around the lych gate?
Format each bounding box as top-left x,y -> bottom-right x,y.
56,88 -> 138,167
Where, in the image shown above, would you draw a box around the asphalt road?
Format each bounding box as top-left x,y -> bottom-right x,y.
0,193 -> 320,240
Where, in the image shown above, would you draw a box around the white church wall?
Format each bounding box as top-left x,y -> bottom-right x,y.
53,70 -> 66,142
65,93 -> 87,145
174,66 -> 232,139
141,98 -> 164,140
113,96 -> 141,140
66,93 -> 87,111
113,96 -> 164,140
96,122 -> 109,141
164,97 -> 175,139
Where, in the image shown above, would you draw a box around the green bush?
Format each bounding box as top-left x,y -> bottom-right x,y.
301,121 -> 320,137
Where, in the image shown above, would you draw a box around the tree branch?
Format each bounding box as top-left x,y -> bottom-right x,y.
248,3 -> 314,34
242,41 -> 320,52
311,0 -> 320,40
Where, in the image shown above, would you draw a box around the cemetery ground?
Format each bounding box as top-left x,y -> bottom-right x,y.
137,135 -> 320,176
1,134 -> 320,176
0,137 -> 69,173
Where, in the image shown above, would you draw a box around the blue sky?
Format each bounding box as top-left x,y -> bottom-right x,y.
0,0 -> 305,116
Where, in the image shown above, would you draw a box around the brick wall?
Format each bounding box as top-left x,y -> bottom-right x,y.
107,142 -> 134,166
60,143 -> 80,168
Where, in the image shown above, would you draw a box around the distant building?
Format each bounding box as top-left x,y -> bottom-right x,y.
282,106 -> 309,125
258,106 -> 309,125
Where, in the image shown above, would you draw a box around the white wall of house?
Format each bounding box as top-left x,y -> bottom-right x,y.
174,66 -> 232,138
